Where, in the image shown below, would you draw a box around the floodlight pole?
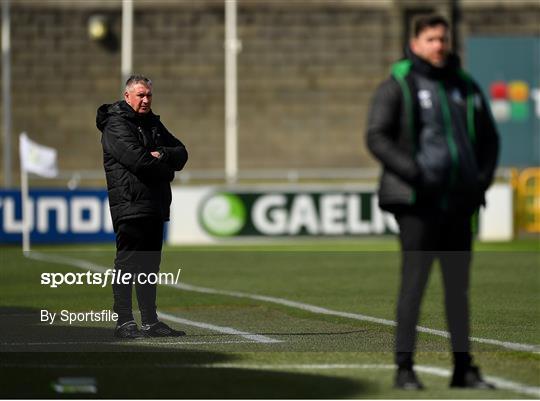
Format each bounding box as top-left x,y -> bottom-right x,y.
121,0 -> 133,87
2,0 -> 12,188
225,0 -> 240,184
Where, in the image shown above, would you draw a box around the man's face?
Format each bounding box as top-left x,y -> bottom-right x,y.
124,83 -> 152,114
410,24 -> 450,67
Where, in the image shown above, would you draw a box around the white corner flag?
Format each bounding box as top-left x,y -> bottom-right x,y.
19,132 -> 58,178
19,132 -> 58,253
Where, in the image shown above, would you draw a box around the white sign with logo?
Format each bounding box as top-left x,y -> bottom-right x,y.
168,184 -> 513,244
168,185 -> 398,244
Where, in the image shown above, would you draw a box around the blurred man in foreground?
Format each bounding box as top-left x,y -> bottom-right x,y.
366,15 -> 499,390
97,75 -> 188,338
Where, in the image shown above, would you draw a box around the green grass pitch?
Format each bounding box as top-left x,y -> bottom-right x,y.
0,238 -> 539,398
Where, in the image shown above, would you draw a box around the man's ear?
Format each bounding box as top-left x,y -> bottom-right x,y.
123,91 -> 129,102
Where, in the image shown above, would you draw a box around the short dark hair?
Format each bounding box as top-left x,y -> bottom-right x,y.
413,14 -> 449,37
125,74 -> 152,91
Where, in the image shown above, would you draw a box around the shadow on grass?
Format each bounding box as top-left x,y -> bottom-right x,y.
0,307 -> 370,398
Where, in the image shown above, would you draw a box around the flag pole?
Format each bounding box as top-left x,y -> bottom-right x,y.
20,160 -> 30,254
18,132 -> 58,254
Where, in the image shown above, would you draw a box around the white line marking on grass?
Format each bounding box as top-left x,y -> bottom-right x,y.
138,363 -> 540,398
1,360 -> 538,397
0,340 -> 258,346
25,252 -> 281,345
158,311 -> 281,343
26,252 -> 540,353
412,365 -> 540,399
171,282 -> 540,353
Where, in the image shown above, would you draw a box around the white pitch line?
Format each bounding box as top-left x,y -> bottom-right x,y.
25,252 -> 280,345
412,365 -> 540,398
127,363 -> 540,398
26,251 -> 540,353
158,311 -> 281,343
171,282 -> 540,353
0,360 -> 537,397
0,340 -> 258,346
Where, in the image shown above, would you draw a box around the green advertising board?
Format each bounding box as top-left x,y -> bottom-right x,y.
198,190 -> 398,237
466,36 -> 540,167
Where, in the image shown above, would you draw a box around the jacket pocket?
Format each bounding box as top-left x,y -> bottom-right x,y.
124,173 -> 137,202
379,170 -> 415,205
130,175 -> 154,202
108,187 -> 122,206
416,126 -> 452,190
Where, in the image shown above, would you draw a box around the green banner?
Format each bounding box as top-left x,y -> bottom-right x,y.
198,191 -> 397,237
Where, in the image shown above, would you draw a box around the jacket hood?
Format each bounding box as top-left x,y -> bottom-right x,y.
404,46 -> 461,80
96,100 -> 158,132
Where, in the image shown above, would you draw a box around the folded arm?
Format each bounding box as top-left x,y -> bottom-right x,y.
156,122 -> 189,171
102,117 -> 174,181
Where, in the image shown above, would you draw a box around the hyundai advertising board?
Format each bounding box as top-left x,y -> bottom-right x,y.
0,189 -> 115,244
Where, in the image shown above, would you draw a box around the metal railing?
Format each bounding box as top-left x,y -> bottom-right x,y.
22,167 -> 516,187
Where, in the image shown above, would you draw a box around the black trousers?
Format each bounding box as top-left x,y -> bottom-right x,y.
113,217 -> 164,326
395,211 -> 472,369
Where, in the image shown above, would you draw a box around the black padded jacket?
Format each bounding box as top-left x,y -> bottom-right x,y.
96,100 -> 188,230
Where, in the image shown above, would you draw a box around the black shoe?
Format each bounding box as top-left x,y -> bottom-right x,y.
141,321 -> 186,337
450,365 -> 495,389
394,368 -> 424,390
114,320 -> 144,339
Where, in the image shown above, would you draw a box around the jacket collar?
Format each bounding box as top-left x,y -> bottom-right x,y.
114,100 -> 159,122
405,46 -> 461,80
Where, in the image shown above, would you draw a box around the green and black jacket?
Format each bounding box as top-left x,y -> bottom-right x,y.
366,48 -> 499,215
